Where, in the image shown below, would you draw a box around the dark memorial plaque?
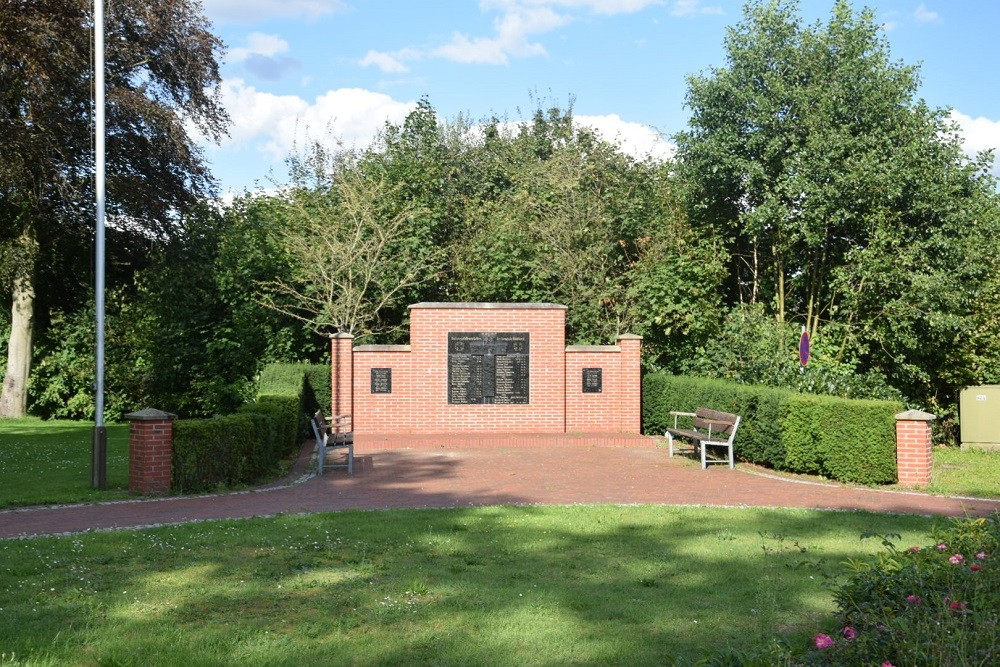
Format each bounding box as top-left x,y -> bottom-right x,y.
370,368 -> 392,394
448,332 -> 529,404
582,367 -> 603,393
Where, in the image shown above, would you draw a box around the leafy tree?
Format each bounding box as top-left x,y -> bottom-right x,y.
258,143 -> 442,340
0,0 -> 228,416
453,106 -> 725,357
675,0 -> 1000,414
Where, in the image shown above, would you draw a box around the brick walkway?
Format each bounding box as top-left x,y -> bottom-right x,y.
2,435 -> 999,539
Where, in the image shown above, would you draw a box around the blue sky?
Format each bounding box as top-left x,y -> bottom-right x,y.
195,0 -> 1000,196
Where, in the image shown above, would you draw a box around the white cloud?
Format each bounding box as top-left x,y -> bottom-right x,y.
669,0 -> 723,17
229,33 -> 289,62
575,114 -> 675,161
913,3 -> 940,23
949,109 -> 1000,174
201,0 -> 343,24
210,79 -> 417,161
482,0 -> 662,16
359,50 -> 410,73
432,6 -> 570,65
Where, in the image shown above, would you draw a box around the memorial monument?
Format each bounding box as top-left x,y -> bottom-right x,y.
331,303 -> 642,436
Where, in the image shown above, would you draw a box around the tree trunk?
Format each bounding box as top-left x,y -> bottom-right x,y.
0,271 -> 35,418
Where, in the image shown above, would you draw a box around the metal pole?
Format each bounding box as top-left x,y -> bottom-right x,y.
92,0 -> 107,489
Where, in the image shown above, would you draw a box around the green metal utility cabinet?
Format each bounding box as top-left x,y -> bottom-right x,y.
959,385 -> 1000,451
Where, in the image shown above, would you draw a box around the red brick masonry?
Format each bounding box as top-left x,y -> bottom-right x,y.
126,408 -> 176,495
895,409 -> 935,487
333,303 -> 643,435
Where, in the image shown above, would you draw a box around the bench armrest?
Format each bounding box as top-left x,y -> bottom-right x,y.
669,411 -> 696,430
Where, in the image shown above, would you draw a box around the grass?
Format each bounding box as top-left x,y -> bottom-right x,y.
0,418 -> 131,507
0,505 -> 942,666
929,446 -> 1000,499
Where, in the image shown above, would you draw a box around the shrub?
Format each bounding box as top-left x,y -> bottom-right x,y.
643,374 -> 790,468
171,363 -> 323,493
173,414 -> 261,492
783,395 -> 899,484
798,515 -> 1000,666
238,394 -> 300,457
644,373 -> 902,482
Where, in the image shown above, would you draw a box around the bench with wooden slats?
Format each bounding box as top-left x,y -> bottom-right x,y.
665,407 -> 740,469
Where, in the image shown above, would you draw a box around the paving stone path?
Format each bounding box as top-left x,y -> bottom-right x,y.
2,437 -> 998,539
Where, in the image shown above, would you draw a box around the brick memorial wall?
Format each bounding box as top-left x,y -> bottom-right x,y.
331,303 -> 642,435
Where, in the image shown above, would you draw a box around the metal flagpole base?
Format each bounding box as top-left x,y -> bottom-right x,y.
91,426 -> 107,489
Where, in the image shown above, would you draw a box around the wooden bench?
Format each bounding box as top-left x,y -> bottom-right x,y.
310,410 -> 354,475
665,408 -> 740,469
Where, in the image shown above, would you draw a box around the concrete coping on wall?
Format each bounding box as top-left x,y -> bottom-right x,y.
617,334 -> 642,340
410,302 -> 568,310
896,409 -> 937,421
354,344 -> 412,352
566,345 -> 621,352
124,408 -> 177,421
329,332 -> 355,339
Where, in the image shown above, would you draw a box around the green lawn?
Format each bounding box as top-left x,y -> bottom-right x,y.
0,505 -> 941,666
928,445 -> 1000,498
0,418 -> 131,507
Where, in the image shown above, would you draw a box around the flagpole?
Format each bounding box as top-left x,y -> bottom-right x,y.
92,0 -> 107,489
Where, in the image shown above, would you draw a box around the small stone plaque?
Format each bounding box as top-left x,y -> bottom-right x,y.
582,368 -> 602,393
371,368 -> 392,394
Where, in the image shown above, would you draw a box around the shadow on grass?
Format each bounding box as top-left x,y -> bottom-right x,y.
0,503 -> 949,665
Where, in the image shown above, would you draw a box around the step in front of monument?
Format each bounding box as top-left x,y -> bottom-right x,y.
354,432 -> 658,453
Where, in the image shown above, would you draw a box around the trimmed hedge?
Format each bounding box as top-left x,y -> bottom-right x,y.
171,363 -> 329,493
643,373 -> 902,484
173,413 -> 276,492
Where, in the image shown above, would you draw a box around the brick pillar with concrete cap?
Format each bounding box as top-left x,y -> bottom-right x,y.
896,409 -> 936,487
330,333 -> 354,424
126,408 -> 177,495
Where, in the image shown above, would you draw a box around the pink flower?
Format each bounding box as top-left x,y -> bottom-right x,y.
971,564 -> 982,572
949,600 -> 967,611
908,545 -> 921,553
976,551 -> 987,560
841,626 -> 857,640
950,554 -> 965,564
882,662 -> 896,667
906,594 -> 922,605
813,633 -> 835,650
937,543 -> 949,551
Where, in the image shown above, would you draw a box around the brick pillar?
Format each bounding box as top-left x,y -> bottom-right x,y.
895,409 -> 935,487
125,408 -> 176,495
617,334 -> 642,434
330,333 -> 354,422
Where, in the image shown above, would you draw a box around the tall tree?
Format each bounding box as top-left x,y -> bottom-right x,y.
674,0 -> 1000,410
0,0 -> 228,416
